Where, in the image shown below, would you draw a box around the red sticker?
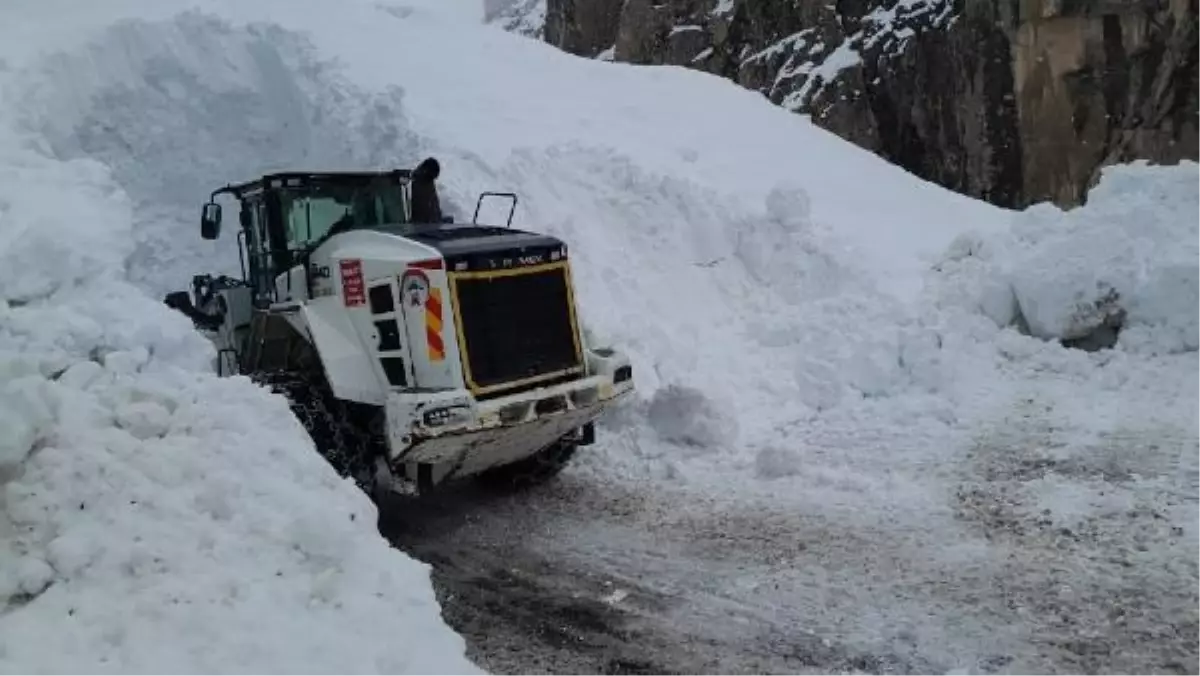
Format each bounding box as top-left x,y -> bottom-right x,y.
340,259 -> 365,306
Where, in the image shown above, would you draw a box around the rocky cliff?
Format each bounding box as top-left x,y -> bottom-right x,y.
525,0 -> 1197,208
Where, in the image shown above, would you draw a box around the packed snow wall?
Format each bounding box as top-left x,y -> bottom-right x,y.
0,4 -> 483,673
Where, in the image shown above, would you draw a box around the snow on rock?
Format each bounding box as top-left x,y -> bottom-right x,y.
766,0 -> 958,112
0,80 -> 476,676
859,0 -> 957,52
778,40 -> 863,113
484,0 -> 545,38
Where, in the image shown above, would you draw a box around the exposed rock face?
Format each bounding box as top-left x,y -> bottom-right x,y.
1011,0 -> 1198,206
544,0 -> 623,55
537,0 -> 1198,208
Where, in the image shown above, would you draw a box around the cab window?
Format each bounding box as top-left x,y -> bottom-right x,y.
280,180 -> 410,250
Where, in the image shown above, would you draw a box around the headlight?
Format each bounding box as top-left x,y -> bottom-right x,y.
422,405 -> 472,428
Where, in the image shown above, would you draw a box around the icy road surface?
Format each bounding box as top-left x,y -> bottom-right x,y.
384,403 -> 1199,675
384,479 -> 950,675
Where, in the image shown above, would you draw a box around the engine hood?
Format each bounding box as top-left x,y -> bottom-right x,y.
379,224 -> 567,273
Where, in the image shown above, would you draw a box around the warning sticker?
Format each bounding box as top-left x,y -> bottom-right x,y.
426,287 -> 444,362
340,259 -> 365,306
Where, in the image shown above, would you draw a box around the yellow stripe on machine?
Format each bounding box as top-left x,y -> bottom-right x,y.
426,287 -> 445,362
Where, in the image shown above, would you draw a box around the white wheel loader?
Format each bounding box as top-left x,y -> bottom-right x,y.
165,159 -> 634,498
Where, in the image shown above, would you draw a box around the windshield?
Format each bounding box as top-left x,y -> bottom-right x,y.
280,179 -> 409,248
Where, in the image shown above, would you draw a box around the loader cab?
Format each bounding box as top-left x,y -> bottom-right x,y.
202,170 -> 419,307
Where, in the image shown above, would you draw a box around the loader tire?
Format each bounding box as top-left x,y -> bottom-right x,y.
253,369 -> 385,499
476,436 -> 578,491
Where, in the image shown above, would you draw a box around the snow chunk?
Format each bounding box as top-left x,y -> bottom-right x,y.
0,372 -> 57,478
939,161 -> 1199,353
647,384 -> 738,450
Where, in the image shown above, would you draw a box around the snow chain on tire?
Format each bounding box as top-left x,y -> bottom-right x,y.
253,369 -> 385,498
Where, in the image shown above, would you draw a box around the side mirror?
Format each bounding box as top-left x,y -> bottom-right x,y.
201,202 -> 222,240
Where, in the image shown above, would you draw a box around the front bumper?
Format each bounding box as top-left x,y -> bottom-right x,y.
383,351 -> 634,476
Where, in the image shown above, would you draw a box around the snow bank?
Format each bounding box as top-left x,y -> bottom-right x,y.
0,46 -> 476,676
0,156 -> 476,675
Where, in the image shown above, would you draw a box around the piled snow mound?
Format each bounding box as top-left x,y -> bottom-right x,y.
931,161 -> 1199,354
0,103 -> 475,676
3,0 -> 1010,440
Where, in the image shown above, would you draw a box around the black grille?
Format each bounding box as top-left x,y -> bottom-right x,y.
452,265 -> 581,395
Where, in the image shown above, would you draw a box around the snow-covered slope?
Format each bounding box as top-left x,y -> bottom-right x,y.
1,0 -> 1195,672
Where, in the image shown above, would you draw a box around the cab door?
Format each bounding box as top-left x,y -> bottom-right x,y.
239,198 -> 277,307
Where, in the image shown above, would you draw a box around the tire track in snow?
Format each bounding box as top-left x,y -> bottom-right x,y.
378,484 -> 698,675
381,475 -> 958,675
952,390 -> 1199,674
383,411 -> 1199,676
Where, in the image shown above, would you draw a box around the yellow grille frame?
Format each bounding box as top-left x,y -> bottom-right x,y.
448,260 -> 585,397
